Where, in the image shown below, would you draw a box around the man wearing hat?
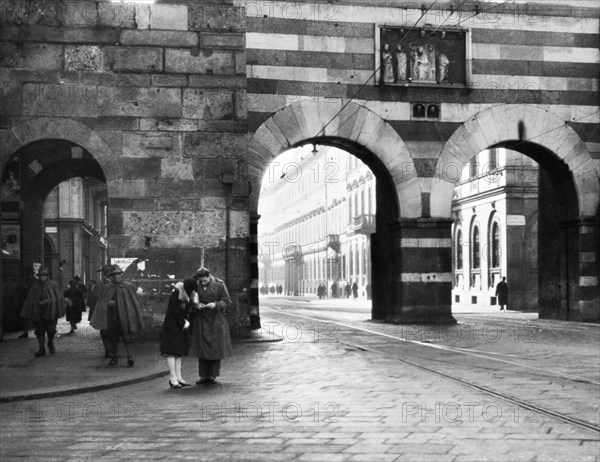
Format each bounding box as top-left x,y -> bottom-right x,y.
64,275 -> 87,335
88,264 -> 113,358
90,264 -> 144,366
20,266 -> 65,357
189,267 -> 232,385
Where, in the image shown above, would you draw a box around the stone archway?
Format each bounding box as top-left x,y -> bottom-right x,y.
430,104 -> 599,217
246,100 -> 440,324
431,104 -> 599,322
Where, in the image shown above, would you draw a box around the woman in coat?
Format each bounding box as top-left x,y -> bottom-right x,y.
189,268 -> 232,385
161,278 -> 197,389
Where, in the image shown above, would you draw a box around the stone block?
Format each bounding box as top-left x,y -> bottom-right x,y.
161,158 -> 195,180
22,84 -> 181,118
74,116 -> 138,132
135,4 -> 151,30
113,74 -> 151,87
104,47 -> 163,72
64,46 -> 103,72
188,75 -> 245,89
120,30 -> 198,47
107,179 -> 147,198
184,132 -> 248,159
123,132 -> 182,157
151,74 -> 188,87
140,118 -> 157,131
165,48 -> 234,74
119,157 -> 162,180
188,4 -> 245,32
201,33 -> 245,49
150,4 -> 188,31
98,1 -> 137,28
182,88 -> 234,120
157,119 -> 199,131
0,42 -> 63,70
234,89 -> 247,119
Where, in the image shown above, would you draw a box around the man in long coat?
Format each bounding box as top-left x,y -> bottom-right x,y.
90,264 -> 144,366
189,268 -> 232,385
495,276 -> 509,311
20,265 -> 65,357
88,264 -> 113,358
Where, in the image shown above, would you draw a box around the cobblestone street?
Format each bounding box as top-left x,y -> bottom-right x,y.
1,307 -> 599,461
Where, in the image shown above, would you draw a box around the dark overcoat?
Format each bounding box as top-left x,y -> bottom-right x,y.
90,281 -> 144,333
160,288 -> 192,357
65,283 -> 86,323
20,279 -> 65,322
189,277 -> 233,360
87,280 -> 107,320
495,281 -> 508,305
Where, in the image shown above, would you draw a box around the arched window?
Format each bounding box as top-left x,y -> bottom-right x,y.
491,221 -> 500,268
472,226 -> 480,269
456,229 -> 463,270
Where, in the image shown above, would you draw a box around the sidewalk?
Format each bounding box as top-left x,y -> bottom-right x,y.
0,312 -> 280,402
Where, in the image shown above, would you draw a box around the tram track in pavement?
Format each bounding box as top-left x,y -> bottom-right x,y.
260,305 -> 600,435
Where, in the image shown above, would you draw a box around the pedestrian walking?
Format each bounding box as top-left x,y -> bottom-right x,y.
189,268 -> 232,385
495,276 -> 509,311
345,282 -> 351,298
64,275 -> 86,334
161,278 -> 197,389
88,264 -> 113,358
90,264 -> 144,366
19,265 -> 65,357
13,266 -> 37,339
352,281 -> 359,299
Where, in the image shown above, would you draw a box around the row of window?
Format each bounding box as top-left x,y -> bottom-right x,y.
455,219 -> 501,271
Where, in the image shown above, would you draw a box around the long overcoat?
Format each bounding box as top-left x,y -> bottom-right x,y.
189,277 -> 232,360
160,287 -> 192,357
495,281 -> 508,305
90,281 -> 144,333
20,279 -> 65,322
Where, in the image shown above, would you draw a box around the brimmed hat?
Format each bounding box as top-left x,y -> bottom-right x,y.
37,265 -> 50,275
109,264 -> 124,275
97,264 -> 113,276
73,275 -> 81,281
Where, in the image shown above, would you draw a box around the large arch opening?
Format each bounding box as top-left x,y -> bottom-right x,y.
436,105 -> 599,322
247,101 -> 413,326
1,139 -> 108,332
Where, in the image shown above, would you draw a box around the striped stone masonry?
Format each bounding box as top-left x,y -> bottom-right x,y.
387,218 -> 457,324
572,217 -> 600,322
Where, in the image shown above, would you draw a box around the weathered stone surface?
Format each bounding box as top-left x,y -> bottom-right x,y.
184,132 -> 248,158
182,88 -> 234,120
150,4 -> 188,31
107,179 -> 147,198
161,158 -> 195,180
188,74 -> 245,88
119,157 -> 162,180
188,4 -> 246,32
120,30 -> 198,47
165,48 -> 234,74
64,46 -> 103,72
201,33 -> 245,48
104,47 -> 163,73
0,25 -> 119,43
22,84 -> 182,118
0,42 -> 63,70
98,2 -> 138,28
157,119 -> 199,131
123,132 -> 182,158
151,74 -> 188,87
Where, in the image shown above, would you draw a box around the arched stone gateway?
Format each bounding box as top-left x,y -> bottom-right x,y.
247,101 -> 457,324
432,105 -> 600,322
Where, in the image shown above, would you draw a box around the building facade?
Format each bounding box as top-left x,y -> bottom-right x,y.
451,148 -> 539,311
258,146 -> 375,299
1,1 -> 598,334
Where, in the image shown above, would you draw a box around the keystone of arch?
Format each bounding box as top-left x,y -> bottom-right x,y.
3,117 -> 120,186
431,104 -> 599,217
248,100 -> 421,218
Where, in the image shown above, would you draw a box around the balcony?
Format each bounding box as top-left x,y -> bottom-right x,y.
348,214 -> 376,236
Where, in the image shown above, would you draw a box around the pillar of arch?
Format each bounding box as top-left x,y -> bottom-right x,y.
247,100 -> 457,324
431,104 -> 599,322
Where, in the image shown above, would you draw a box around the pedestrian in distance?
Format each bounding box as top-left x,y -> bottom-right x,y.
88,264 -> 114,358
345,282 -> 351,298
90,264 -> 144,366
496,276 -> 509,311
64,275 -> 86,335
190,268 -> 233,386
19,265 -> 65,357
352,281 -> 359,299
161,278 -> 197,389
13,266 -> 37,339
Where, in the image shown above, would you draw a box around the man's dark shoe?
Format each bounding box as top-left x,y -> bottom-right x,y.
18,332 -> 28,339
34,348 -> 46,357
48,342 -> 55,354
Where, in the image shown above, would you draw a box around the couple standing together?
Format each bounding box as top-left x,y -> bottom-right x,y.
160,268 -> 232,389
